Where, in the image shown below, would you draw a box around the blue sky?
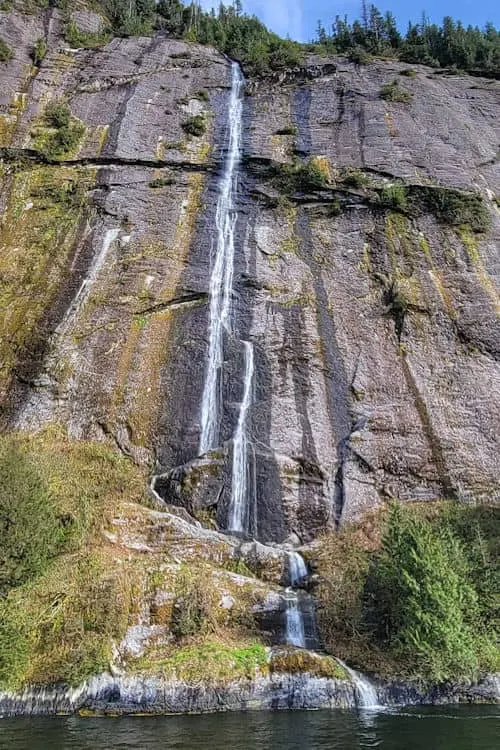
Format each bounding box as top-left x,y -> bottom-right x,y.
200,1 -> 499,42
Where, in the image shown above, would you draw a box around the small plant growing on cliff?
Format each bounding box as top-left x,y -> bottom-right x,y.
275,125 -> 298,136
182,115 -> 206,137
411,185 -> 490,232
379,183 -> 408,211
32,37 -> 47,66
171,571 -> 215,638
380,79 -> 413,103
65,21 -> 109,50
149,176 -> 175,188
381,276 -> 409,340
400,68 -> 417,77
347,45 -> 371,65
37,100 -> 85,160
0,37 -> 13,62
341,168 -> 370,189
272,158 -> 329,194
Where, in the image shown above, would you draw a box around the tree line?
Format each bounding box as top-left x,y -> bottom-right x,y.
315,3 -> 499,78
11,1 -> 500,79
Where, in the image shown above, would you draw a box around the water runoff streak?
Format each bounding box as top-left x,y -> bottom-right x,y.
198,62 -> 255,535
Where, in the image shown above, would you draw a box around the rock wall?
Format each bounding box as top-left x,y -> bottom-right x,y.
1,7 -> 499,547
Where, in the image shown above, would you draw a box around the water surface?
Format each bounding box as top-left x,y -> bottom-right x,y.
0,706 -> 498,749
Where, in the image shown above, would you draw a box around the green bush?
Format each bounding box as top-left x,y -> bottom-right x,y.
411,186 -> 490,232
65,21 -> 110,49
275,126 -> 298,136
341,168 -> 370,189
32,37 -> 47,66
379,183 -> 408,211
381,276 -> 409,340
380,79 -> 413,103
38,100 -> 85,159
347,46 -> 371,65
0,605 -> 30,690
400,68 -> 417,77
149,176 -> 175,188
0,37 -> 13,62
182,115 -> 206,137
0,439 -> 65,594
363,504 -> 498,681
272,158 -> 329,194
171,572 -> 215,638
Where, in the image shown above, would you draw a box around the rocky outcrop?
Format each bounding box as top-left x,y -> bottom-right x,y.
0,667 -> 497,717
0,2 -> 499,671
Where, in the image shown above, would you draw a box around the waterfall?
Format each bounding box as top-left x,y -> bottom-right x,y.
337,659 -> 380,709
288,551 -> 308,587
284,590 -> 306,648
199,62 -> 244,455
227,340 -> 254,533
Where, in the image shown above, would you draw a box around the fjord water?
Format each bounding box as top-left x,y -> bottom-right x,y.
1,707 -> 498,749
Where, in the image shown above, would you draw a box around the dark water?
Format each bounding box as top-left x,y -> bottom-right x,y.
0,707 -> 498,750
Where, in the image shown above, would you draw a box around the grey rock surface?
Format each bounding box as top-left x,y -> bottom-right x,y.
1,9 -> 498,546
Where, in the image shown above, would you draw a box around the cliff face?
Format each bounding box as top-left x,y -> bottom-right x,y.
1,6 -> 499,548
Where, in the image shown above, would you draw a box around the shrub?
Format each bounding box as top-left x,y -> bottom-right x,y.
411,185 -> 490,232
0,37 -> 13,62
379,183 -> 408,211
272,158 -> 329,194
341,168 -> 370,189
194,89 -> 210,102
171,571 -> 216,638
149,176 -> 175,188
363,504 -> 496,681
381,276 -> 409,340
38,100 -> 85,159
275,126 -> 298,136
400,68 -> 417,77
32,37 -> 47,66
45,101 -> 71,129
182,115 -> 206,137
347,46 -> 371,65
65,21 -> 109,50
0,438 -> 65,594
380,79 -> 413,103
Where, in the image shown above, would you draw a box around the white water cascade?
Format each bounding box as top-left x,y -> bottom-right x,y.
198,61 -> 256,536
288,552 -> 308,587
337,660 -> 380,709
199,62 -> 245,455
227,340 -> 255,533
284,552 -> 308,648
284,590 -> 306,648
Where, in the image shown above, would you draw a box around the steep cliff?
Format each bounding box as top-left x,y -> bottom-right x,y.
0,5 -> 499,706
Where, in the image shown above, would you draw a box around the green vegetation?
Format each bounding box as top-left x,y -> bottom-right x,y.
411,185 -> 490,232
65,20 -> 110,49
380,79 -> 413,103
340,167 -> 371,189
182,114 -> 206,137
379,183 -> 408,211
194,89 -> 210,102
132,642 -> 268,683
272,158 -> 329,194
400,68 -> 417,77
275,126 -> 298,136
32,37 -> 47,66
314,6 -> 500,79
149,176 -> 175,188
0,439 -> 65,594
35,100 -> 85,160
270,648 -> 345,680
380,276 -> 409,340
0,430 -> 147,690
316,503 -> 499,682
0,37 -> 13,62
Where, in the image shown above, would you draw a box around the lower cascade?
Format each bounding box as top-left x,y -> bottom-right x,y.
228,340 -> 255,534
284,590 -> 306,648
337,660 -> 381,709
